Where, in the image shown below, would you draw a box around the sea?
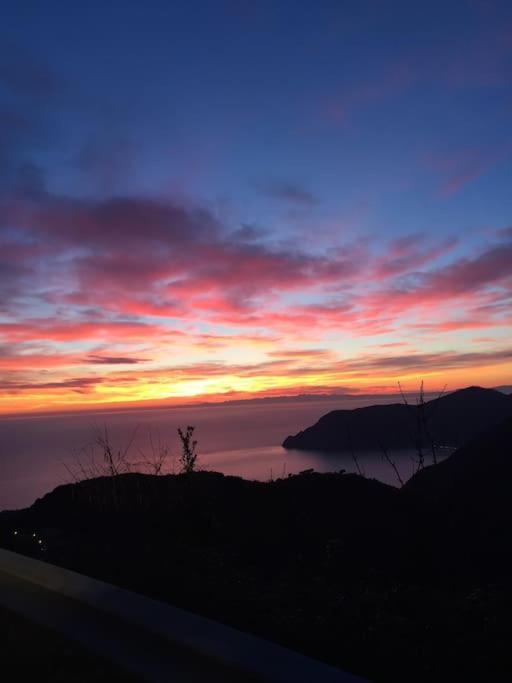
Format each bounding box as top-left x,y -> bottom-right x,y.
0,395 -> 429,510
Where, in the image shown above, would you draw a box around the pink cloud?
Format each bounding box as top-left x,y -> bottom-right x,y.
0,319 -> 173,343
1,188 -> 511,408
425,146 -> 512,197
373,234 -> 458,278
363,242 -> 512,317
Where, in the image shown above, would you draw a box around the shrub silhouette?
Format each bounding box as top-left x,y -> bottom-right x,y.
177,425 -> 198,473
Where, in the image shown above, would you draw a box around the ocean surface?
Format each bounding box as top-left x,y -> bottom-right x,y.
0,396 -> 430,510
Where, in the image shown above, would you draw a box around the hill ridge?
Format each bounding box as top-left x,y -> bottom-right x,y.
282,385 -> 512,453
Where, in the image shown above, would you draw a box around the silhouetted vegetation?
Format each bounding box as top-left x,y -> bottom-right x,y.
177,425 -> 198,473
63,424 -> 197,483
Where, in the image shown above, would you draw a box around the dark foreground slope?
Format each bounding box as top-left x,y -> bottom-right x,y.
0,605 -> 140,682
403,416 -> 512,580
404,414 -> 512,500
2,418 -> 512,683
283,386 -> 512,452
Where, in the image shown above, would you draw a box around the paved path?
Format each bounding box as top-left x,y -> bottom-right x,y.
0,569 -> 256,682
0,548 -> 369,683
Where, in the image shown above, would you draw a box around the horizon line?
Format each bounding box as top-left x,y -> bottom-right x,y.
1,383 -> 498,421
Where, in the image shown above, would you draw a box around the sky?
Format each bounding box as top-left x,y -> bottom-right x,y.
0,0 -> 511,414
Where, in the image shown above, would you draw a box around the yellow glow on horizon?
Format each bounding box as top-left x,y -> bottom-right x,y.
1,356 -> 510,417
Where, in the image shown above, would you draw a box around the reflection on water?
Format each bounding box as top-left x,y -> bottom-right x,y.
0,396 -> 443,509
199,445 -> 429,487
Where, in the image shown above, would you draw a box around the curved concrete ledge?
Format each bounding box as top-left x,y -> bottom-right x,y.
0,547 -> 369,683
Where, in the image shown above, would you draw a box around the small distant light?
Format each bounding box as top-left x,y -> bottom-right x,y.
32,533 -> 36,537
38,539 -> 42,544
13,530 -> 18,535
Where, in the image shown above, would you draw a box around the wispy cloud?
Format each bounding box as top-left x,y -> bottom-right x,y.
425,146 -> 512,197
256,181 -> 317,206
86,355 -> 150,365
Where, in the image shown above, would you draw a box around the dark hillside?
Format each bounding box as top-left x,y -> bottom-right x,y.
402,416 -> 512,582
404,415 -> 512,500
283,386 -> 512,452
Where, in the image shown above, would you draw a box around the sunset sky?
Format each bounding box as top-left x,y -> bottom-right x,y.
1,0 -> 511,414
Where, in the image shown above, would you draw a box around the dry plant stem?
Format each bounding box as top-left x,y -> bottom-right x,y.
378,440 -> 404,487
421,383 -> 447,466
347,426 -> 364,477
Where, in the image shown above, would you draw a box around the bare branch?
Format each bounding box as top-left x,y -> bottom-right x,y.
378,440 -> 404,487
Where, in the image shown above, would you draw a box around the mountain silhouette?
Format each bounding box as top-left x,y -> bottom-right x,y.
282,386 -> 512,452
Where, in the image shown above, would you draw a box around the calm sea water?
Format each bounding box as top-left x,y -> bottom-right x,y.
0,397 -> 428,510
